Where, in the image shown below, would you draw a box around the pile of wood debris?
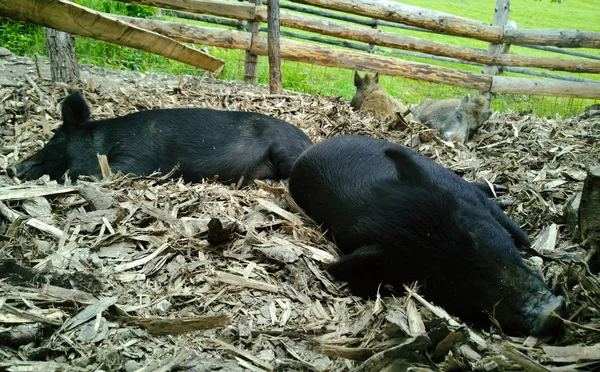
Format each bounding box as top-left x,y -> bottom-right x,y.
0,49 -> 599,371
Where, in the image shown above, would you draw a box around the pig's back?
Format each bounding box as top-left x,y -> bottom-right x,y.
91,108 -> 310,182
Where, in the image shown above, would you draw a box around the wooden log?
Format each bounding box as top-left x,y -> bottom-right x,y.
491,76 -> 600,99
521,44 -> 600,62
129,0 -> 600,74
118,0 -> 256,20
579,165 -> 600,248
292,0 -> 600,48
113,15 -> 253,49
292,0 -> 502,42
481,0 -> 510,106
161,10 -> 245,29
503,28 -> 600,48
261,36 -> 492,90
502,66 -> 600,84
276,28 -> 372,52
277,0 -> 381,27
45,27 -> 80,83
368,18 -> 377,53
269,0 -> 432,33
45,0 -> 80,84
0,0 -> 224,72
483,0 -> 510,78
267,0 -> 282,93
244,0 -> 262,84
115,15 -> 491,90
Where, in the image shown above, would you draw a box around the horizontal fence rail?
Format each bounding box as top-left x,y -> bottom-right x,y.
290,0 -> 600,48
0,0 -> 224,71
265,0 -> 438,34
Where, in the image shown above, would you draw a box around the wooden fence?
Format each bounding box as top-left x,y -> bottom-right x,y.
1,0 -> 600,101
158,8 -> 600,85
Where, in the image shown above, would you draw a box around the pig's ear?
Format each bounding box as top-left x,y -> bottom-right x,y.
384,148 -> 430,185
61,91 -> 91,133
373,72 -> 380,83
460,94 -> 470,106
354,71 -> 362,88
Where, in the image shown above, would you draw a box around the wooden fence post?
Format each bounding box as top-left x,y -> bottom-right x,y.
579,165 -> 600,249
244,0 -> 261,84
481,0 -> 510,108
45,0 -> 80,83
267,0 -> 283,93
45,27 -> 80,83
369,19 -> 377,53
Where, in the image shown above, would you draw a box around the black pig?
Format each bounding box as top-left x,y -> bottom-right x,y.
8,91 -> 313,185
289,135 -> 564,336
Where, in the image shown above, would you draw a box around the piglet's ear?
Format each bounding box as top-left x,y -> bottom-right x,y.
354,71 -> 362,88
61,91 -> 91,133
459,94 -> 470,106
384,147 -> 430,186
373,72 -> 380,83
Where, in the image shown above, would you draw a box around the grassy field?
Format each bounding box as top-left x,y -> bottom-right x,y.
1,0 -> 599,117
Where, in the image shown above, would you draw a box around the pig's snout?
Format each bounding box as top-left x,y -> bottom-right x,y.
530,295 -> 565,336
6,159 -> 42,179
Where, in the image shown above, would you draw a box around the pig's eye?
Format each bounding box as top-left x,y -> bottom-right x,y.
456,113 -> 463,120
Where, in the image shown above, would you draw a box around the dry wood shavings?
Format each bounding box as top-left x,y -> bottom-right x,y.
0,50 -> 599,371
122,314 -> 232,335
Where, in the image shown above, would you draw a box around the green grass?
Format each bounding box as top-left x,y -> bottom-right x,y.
1,0 -> 599,117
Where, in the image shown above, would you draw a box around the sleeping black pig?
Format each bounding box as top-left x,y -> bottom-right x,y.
289,135 -> 564,336
8,91 -> 313,185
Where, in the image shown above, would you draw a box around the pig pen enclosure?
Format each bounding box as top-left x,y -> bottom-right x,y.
1,49 -> 600,372
1,0 -> 600,371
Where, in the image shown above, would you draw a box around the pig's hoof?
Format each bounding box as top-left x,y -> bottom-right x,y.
497,199 -> 514,209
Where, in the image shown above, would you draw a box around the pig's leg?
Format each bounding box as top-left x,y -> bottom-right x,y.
497,199 -> 515,210
327,244 -> 390,299
471,182 -> 514,209
485,199 -> 532,248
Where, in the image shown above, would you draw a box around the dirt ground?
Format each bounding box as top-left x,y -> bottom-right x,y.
0,47 -> 599,372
